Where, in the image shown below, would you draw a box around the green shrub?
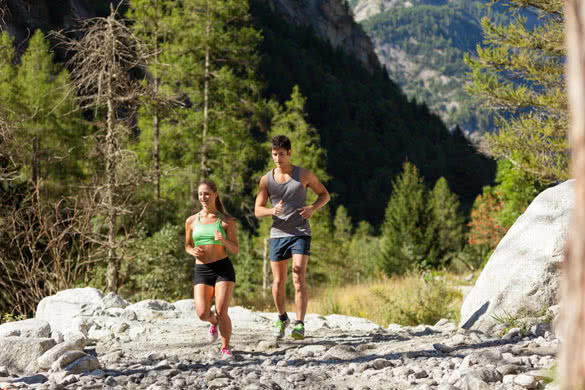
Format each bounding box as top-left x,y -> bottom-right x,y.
372,275 -> 461,326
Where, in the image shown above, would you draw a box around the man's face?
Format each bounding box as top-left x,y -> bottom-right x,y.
271,147 -> 291,167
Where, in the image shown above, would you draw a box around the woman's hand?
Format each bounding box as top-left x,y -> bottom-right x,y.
193,246 -> 206,261
214,229 -> 224,242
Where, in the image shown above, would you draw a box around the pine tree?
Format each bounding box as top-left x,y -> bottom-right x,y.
0,31 -> 17,182
465,0 -> 566,182
155,0 -> 262,215
12,30 -> 86,197
127,0 -> 177,203
428,177 -> 465,266
379,161 -> 432,275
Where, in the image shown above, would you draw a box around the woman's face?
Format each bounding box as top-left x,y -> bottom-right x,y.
198,184 -> 217,209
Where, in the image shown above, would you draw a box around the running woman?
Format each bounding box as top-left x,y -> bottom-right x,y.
185,179 -> 239,359
255,135 -> 330,340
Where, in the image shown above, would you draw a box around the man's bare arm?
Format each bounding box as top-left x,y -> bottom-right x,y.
298,170 -> 330,219
255,176 -> 282,218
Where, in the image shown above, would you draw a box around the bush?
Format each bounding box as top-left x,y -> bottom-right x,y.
91,224 -> 193,303
373,275 -> 461,326
305,273 -> 462,326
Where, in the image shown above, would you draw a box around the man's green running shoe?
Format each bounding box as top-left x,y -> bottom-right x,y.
291,322 -> 305,340
274,318 -> 289,339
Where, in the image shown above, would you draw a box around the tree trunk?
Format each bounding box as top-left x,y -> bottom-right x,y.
561,1 -> 585,388
153,0 -> 161,202
105,14 -> 119,293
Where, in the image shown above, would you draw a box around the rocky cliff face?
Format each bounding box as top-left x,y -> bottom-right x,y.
1,0 -> 380,73
265,0 -> 381,72
1,0 -> 117,45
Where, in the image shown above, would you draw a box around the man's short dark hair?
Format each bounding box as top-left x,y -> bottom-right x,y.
271,135 -> 291,151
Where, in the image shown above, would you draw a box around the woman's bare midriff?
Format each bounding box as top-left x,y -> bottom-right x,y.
195,244 -> 228,264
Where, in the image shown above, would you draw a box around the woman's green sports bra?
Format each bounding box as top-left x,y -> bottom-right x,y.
192,212 -> 226,246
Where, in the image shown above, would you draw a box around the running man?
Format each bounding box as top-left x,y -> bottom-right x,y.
255,135 -> 330,340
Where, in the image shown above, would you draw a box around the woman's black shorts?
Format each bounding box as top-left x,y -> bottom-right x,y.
193,257 -> 236,286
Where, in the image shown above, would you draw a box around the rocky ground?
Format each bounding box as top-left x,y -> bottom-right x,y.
0,301 -> 559,390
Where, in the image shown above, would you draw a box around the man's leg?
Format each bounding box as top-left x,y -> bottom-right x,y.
291,254 -> 309,322
271,258 -> 289,315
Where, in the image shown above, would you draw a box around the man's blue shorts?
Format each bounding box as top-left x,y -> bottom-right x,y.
269,236 -> 311,262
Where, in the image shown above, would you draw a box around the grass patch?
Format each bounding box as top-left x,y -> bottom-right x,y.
300,273 -> 463,326
233,272 -> 464,327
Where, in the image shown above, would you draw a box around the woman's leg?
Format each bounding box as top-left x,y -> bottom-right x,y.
214,281 -> 235,349
194,284 -> 217,325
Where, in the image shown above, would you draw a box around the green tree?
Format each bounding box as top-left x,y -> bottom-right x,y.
155,0 -> 262,217
127,0 -> 177,203
379,161 -> 432,275
12,30 -> 86,197
428,177 -> 465,265
465,0 -> 567,182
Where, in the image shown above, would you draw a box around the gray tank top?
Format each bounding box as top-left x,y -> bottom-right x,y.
267,166 -> 311,238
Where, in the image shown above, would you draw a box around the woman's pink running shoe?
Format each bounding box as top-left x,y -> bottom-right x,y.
208,323 -> 218,343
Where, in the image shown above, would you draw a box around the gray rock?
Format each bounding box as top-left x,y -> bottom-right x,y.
0,337 -> 56,373
63,355 -> 101,374
297,345 -> 327,357
460,180 -> 572,334
0,319 -> 51,338
460,374 -> 491,390
496,364 -> 520,376
37,335 -> 89,370
323,345 -> 360,360
101,292 -> 129,309
51,351 -> 88,371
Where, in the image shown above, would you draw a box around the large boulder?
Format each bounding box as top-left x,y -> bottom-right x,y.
0,319 -> 51,338
0,337 -> 56,374
35,288 -> 104,334
460,180 -> 573,334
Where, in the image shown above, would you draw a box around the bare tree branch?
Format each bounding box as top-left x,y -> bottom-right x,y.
50,4 -> 155,293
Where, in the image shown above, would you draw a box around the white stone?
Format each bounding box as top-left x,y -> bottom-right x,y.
0,337 -> 56,373
0,319 -> 51,338
100,292 -> 129,309
514,374 -> 537,389
460,180 -> 572,334
322,314 -> 382,331
35,288 -> 104,334
37,335 -> 88,370
173,299 -> 195,314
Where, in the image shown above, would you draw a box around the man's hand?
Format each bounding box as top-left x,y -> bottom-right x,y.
273,200 -> 283,216
298,205 -> 315,219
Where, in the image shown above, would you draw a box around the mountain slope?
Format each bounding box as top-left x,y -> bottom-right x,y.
352,0 -> 536,133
